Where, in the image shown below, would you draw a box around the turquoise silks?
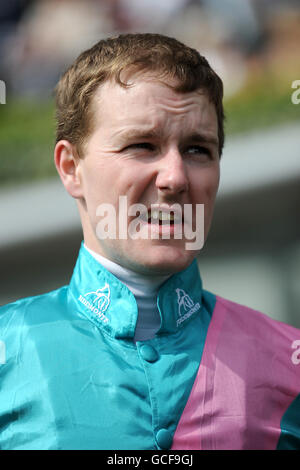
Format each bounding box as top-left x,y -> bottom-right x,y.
0,243 -> 213,450
1,242 -> 300,449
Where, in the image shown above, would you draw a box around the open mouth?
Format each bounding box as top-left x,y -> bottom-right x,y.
146,208 -> 183,226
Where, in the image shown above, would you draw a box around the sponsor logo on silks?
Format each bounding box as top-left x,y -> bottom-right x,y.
175,288 -> 200,327
78,283 -> 110,324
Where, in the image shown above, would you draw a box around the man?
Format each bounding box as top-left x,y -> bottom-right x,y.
0,33 -> 300,450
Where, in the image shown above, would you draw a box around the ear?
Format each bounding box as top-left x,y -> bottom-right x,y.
54,140 -> 83,199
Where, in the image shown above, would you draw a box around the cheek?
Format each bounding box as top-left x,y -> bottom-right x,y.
80,161 -> 151,219
191,166 -> 220,203
81,158 -> 114,195
195,168 -> 219,238
118,163 -> 156,202
207,170 -> 220,202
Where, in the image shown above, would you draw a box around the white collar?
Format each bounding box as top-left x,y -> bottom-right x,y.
83,244 -> 170,297
83,244 -> 171,341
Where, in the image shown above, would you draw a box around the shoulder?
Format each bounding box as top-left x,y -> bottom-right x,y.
203,291 -> 300,373
201,292 -> 300,448
214,293 -> 300,338
0,286 -> 69,333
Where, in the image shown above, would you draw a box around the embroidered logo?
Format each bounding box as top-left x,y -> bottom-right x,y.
175,288 -> 200,326
78,283 -> 110,324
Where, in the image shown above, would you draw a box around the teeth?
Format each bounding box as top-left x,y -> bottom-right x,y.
160,212 -> 174,221
149,210 -> 176,221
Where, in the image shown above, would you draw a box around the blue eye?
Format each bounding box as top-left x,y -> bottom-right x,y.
187,146 -> 210,155
184,146 -> 211,159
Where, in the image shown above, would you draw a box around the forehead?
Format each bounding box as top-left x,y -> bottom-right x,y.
91,76 -> 218,138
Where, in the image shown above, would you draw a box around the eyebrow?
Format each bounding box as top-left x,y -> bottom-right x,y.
117,129 -> 219,148
117,129 -> 162,144
183,132 -> 219,148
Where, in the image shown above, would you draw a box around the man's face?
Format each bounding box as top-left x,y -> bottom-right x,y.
75,75 -> 220,275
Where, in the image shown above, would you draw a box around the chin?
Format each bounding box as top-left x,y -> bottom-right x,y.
132,246 -> 197,276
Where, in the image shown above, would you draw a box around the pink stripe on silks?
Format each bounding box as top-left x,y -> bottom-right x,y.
171,296 -> 226,450
172,296 -> 300,450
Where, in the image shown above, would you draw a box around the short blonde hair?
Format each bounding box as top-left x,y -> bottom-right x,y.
55,33 -> 224,156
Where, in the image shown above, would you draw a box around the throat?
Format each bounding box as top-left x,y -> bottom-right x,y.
83,244 -> 171,341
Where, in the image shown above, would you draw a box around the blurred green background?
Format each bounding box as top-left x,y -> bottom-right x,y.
0,0 -> 299,186
1,71 -> 299,186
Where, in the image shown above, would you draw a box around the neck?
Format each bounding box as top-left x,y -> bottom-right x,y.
83,244 -> 171,342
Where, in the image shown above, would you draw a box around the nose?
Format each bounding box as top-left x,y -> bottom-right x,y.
155,147 -> 189,197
